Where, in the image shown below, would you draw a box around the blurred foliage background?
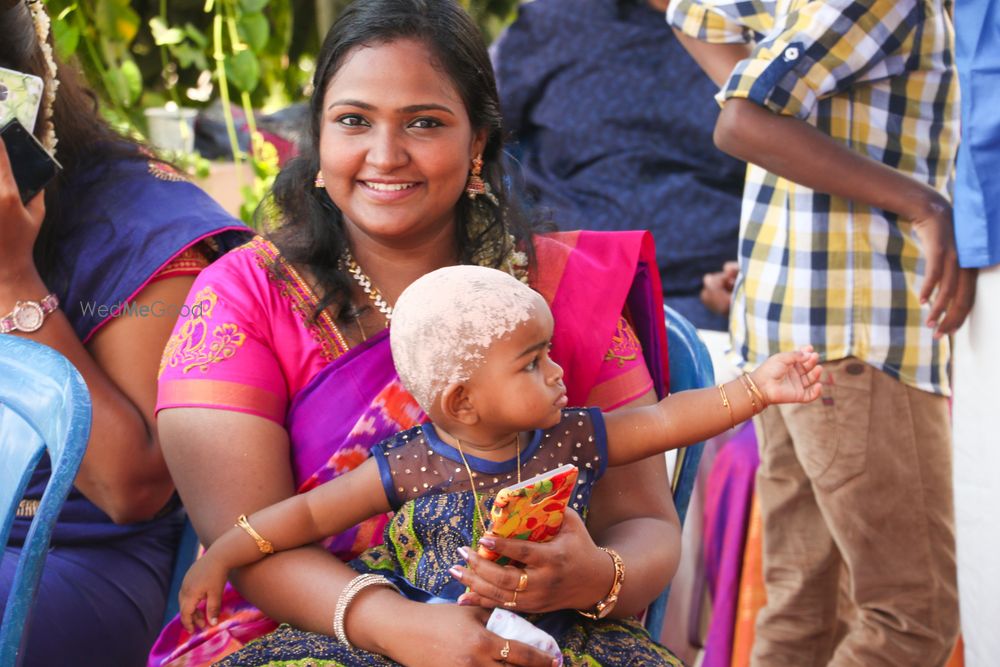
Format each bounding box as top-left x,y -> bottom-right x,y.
41,0 -> 520,221
42,0 -> 519,130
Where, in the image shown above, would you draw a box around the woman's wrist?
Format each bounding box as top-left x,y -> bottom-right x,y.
342,584 -> 412,656
577,546 -> 624,619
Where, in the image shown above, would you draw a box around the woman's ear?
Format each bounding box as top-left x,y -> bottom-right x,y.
471,128 -> 488,161
440,382 -> 479,425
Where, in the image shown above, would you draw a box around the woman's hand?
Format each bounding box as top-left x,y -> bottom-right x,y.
450,509 -> 613,614
0,136 -> 45,281
386,603 -> 558,667
750,345 -> 823,405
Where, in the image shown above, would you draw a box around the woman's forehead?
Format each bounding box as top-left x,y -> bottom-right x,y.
323,39 -> 466,111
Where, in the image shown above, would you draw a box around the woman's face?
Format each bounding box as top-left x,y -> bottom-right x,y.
318,38 -> 486,248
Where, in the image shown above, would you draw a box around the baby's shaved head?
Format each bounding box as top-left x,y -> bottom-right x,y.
390,266 -> 544,413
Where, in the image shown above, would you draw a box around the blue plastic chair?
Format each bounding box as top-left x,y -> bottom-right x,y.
0,337 -> 91,667
162,517 -> 199,626
643,305 -> 715,643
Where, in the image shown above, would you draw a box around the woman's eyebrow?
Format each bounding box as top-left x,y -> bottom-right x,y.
399,103 -> 455,116
326,99 -> 455,116
328,98 -> 373,110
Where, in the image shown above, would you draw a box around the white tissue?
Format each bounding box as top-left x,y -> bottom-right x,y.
486,608 -> 563,664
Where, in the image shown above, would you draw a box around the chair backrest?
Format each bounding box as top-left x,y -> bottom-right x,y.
0,337 -> 91,667
643,305 -> 715,643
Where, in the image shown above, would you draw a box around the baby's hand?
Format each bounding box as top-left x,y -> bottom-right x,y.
178,555 -> 228,632
751,346 -> 823,406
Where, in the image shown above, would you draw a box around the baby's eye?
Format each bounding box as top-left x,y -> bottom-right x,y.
524,358 -> 539,372
410,117 -> 443,129
337,114 -> 369,127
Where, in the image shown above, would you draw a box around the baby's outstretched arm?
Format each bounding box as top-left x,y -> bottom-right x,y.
178,458 -> 389,631
604,346 -> 822,466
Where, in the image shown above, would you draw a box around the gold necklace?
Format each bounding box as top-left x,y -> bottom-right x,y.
340,250 -> 393,321
455,434 -> 521,536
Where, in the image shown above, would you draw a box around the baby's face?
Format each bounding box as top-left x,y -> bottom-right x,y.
465,296 -> 568,432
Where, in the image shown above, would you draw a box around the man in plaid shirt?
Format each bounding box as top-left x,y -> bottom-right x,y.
667,0 -> 975,663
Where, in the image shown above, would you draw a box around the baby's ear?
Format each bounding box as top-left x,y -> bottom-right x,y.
440,382 -> 479,425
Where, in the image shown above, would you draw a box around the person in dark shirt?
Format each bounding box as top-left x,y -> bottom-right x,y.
493,0 -> 744,330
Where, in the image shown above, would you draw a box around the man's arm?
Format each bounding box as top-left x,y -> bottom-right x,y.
713,98 -> 974,336
671,28 -> 750,87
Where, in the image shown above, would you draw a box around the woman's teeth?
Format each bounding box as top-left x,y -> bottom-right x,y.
365,182 -> 416,191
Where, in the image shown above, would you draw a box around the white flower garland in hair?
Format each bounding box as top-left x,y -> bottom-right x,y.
28,0 -> 59,151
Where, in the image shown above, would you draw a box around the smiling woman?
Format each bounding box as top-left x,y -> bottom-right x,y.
318,38 -> 486,252
150,1 -> 684,665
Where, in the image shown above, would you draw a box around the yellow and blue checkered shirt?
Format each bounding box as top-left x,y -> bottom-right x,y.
668,0 -> 958,395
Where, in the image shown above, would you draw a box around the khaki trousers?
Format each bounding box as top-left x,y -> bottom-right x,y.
750,359 -> 959,667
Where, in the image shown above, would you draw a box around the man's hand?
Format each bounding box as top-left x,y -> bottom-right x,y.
701,260 -> 739,317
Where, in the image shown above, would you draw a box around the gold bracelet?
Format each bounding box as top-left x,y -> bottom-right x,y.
742,372 -> 768,410
718,383 -> 735,430
235,514 -> 274,555
737,373 -> 762,415
577,547 -> 625,619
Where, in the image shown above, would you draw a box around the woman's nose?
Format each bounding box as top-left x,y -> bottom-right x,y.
366,127 -> 408,171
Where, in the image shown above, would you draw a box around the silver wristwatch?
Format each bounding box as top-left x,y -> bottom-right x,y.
0,293 -> 59,334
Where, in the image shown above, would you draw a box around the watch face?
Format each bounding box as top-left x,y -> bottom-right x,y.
13,302 -> 44,332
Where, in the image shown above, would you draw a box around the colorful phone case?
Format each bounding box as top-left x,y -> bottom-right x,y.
0,67 -> 44,133
477,463 -> 579,566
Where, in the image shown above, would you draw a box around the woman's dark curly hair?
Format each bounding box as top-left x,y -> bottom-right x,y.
264,0 -> 541,322
1,0 -> 150,282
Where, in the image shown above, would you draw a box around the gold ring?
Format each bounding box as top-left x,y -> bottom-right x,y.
500,640 -> 511,660
516,570 -> 528,592
503,589 -> 518,609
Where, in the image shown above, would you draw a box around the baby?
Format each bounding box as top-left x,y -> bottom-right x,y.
179,265 -> 821,650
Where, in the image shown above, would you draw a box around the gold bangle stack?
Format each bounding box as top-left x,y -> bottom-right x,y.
739,372 -> 768,415
235,514 -> 274,555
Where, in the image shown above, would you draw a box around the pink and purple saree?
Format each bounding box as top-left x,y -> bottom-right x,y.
150,230 -> 668,667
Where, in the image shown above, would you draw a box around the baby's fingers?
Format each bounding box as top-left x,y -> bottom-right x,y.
205,589 -> 222,627
179,591 -> 201,633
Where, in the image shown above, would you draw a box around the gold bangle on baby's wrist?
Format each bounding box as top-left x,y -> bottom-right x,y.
577,547 -> 625,620
235,514 -> 274,554
737,374 -> 762,415
718,383 -> 736,429
741,372 -> 768,411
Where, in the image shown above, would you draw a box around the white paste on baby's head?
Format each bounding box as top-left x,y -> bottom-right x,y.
391,265 -> 543,412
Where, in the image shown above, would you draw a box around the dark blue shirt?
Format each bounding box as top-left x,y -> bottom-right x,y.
494,0 -> 744,330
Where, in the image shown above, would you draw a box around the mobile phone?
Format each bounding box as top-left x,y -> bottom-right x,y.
1,118 -> 62,204
0,66 -> 44,132
477,463 -> 579,566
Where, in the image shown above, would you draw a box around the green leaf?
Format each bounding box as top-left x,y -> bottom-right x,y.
105,68 -> 131,107
120,58 -> 143,105
95,0 -> 140,44
51,21 -> 81,60
149,17 -> 186,46
183,23 -> 210,48
238,13 -> 270,52
239,0 -> 270,12
224,50 -> 261,93
170,43 -> 208,71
